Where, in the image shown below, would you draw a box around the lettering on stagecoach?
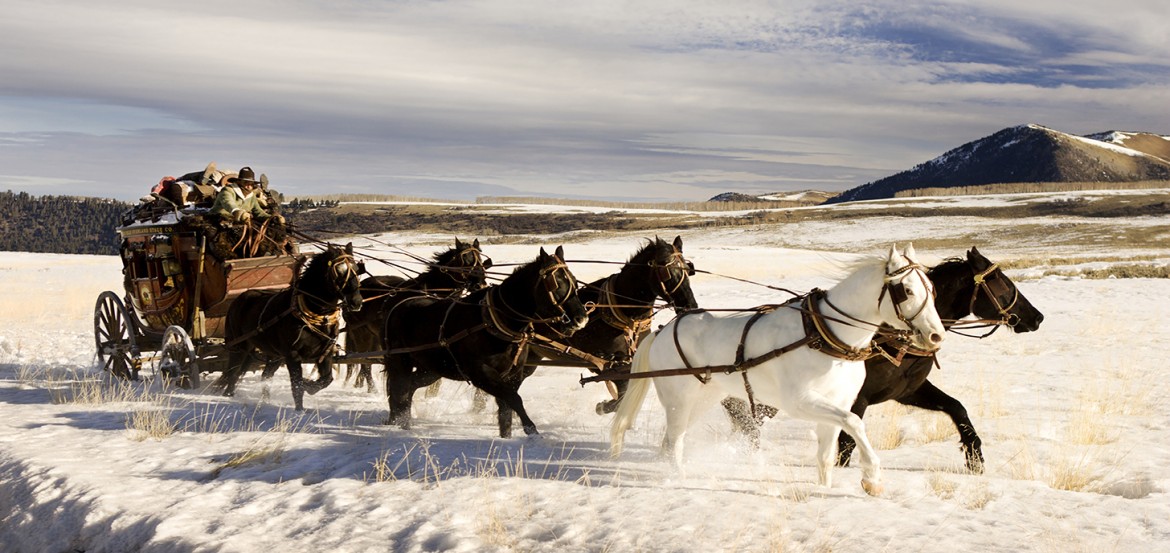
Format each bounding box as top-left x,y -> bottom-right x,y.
120,224 -> 178,237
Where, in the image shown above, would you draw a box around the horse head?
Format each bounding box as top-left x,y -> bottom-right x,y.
326,242 -> 363,312
647,235 -> 698,312
531,245 -> 589,335
966,247 -> 1044,332
447,237 -> 491,291
881,243 -> 945,352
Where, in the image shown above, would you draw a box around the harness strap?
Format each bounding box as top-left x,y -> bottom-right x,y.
805,291 -> 876,362
671,310 -> 701,380
528,334 -> 610,372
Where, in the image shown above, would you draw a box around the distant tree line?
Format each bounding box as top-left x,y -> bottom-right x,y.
0,191 -> 130,255
284,198 -> 341,211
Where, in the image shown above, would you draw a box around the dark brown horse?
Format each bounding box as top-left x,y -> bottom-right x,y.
382,246 -> 589,438
342,238 -> 490,391
727,247 -> 1044,472
216,243 -> 363,410
529,236 -> 698,414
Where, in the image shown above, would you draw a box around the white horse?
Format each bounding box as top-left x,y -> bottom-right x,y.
610,244 -> 945,495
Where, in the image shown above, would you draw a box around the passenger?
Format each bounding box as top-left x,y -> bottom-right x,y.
174,161 -> 223,206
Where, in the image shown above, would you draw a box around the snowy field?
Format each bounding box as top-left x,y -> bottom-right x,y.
2,203 -> 1170,552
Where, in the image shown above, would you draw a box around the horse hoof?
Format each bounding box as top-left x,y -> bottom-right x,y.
861,479 -> 884,497
966,459 -> 985,474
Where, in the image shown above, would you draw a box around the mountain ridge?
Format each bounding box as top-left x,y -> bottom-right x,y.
825,124 -> 1170,204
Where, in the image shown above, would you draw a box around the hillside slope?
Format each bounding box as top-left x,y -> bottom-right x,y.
828,124 -> 1170,203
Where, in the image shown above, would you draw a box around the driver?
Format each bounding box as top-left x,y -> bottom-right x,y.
209,167 -> 284,227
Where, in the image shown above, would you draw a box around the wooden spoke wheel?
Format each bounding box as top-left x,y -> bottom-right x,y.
94,291 -> 140,380
156,325 -> 200,389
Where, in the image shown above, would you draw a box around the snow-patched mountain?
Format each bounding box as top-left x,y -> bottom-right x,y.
827,124 -> 1170,204
707,190 -> 836,205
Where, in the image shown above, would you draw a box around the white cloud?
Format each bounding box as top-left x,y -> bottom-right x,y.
0,0 -> 1167,201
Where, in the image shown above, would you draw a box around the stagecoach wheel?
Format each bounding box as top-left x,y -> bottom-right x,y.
157,325 -> 199,389
93,291 -> 139,380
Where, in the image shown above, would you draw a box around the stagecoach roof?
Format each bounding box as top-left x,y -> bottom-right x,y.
119,211 -> 182,231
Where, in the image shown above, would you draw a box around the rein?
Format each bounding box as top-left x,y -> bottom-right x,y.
581,260 -> 936,388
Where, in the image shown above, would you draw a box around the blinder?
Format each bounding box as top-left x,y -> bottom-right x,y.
880,260 -> 934,328
971,262 -> 1020,327
887,280 -> 909,305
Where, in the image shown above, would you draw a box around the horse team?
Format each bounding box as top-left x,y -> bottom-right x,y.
213,237 -> 1043,495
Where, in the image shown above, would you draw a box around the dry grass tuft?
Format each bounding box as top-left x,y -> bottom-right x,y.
126,408 -> 177,441
926,472 -> 959,500
1047,453 -> 1103,492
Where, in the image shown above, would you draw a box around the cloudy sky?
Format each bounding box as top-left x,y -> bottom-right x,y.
2,0 -> 1168,202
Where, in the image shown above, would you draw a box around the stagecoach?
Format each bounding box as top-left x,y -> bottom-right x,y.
93,202 -> 301,387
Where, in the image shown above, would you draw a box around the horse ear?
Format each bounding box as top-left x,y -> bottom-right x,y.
344,242 -> 354,255
673,235 -> 683,251
455,237 -> 464,248
473,238 -> 480,248
967,246 -> 990,269
554,245 -> 565,260
904,242 -> 918,262
539,247 -> 548,259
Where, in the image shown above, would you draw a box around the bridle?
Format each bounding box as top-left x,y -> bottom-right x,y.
536,256 -> 580,328
326,251 -> 361,300
649,247 -> 692,308
443,245 -> 491,287
969,262 -> 1020,327
877,260 -> 936,329
488,253 -> 580,335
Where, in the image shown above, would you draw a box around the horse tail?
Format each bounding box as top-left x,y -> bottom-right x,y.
610,329 -> 657,458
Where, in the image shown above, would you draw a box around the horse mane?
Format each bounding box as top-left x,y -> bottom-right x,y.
432,245 -> 460,265
508,254 -> 544,280
300,245 -> 340,285
819,254 -> 885,282
627,238 -> 670,264
926,257 -> 969,280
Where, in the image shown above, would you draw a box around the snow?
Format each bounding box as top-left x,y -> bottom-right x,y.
3,210 -> 1170,552
1065,132 -> 1147,157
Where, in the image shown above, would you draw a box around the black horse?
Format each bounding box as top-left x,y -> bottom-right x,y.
217,243 -> 363,410
529,235 -> 699,414
381,245 -> 589,434
342,238 -> 491,392
382,246 -> 589,438
727,247 -> 1044,473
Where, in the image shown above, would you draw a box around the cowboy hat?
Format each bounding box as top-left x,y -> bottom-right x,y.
227,167 -> 259,186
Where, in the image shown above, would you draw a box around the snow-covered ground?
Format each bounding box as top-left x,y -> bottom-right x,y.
2,209 -> 1170,552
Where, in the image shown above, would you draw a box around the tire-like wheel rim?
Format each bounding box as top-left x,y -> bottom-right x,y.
157,325 -> 199,389
94,291 -> 138,379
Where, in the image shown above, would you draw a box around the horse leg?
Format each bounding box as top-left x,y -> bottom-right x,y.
658,384 -> 716,469
305,355 -> 334,395
357,364 -> 375,393
595,361 -> 631,415
472,378 -> 537,438
383,354 -> 419,429
896,379 -> 984,473
596,377 -> 629,415
836,398 -> 870,467
351,328 -> 377,393
285,357 -> 307,411
260,359 -> 281,381
815,423 -> 843,488
793,394 -> 883,495
217,350 -> 256,397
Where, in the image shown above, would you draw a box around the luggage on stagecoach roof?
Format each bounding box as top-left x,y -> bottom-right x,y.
139,162 -> 277,214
